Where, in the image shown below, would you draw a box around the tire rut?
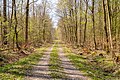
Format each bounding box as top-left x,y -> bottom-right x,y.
26,46 -> 53,80
58,46 -> 88,80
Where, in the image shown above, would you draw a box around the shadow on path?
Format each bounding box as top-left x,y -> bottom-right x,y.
58,44 -> 88,80
26,47 -> 53,80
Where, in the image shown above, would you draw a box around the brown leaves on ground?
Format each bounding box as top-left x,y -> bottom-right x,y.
0,46 -> 35,66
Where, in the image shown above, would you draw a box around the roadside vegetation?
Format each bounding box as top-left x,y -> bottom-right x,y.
64,46 -> 120,80
0,47 -> 47,80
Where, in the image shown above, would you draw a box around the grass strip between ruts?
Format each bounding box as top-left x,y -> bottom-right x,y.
49,43 -> 64,79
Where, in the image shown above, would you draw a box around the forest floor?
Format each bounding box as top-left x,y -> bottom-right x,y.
0,41 -> 120,80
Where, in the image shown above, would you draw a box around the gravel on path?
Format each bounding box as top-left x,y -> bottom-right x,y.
26,43 -> 88,80
58,46 -> 88,80
26,46 -> 53,80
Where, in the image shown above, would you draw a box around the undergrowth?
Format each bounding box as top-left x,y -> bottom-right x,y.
64,46 -> 120,80
0,47 -> 46,80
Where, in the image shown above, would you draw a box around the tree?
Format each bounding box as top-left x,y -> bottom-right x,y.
74,0 -> 78,46
83,0 -> 88,47
79,0 -> 82,46
106,0 -> 116,58
92,0 -> 97,49
3,0 -> 7,45
0,0 -> 53,50
102,0 -> 109,53
25,0 -> 30,44
42,0 -> 47,42
13,0 -> 21,50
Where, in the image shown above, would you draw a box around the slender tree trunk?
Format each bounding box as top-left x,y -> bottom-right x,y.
92,0 -> 97,49
25,0 -> 29,44
11,0 -> 15,49
21,0 -> 24,44
8,0 -> 10,20
83,0 -> 88,47
98,1 -> 104,50
103,0 -> 109,53
42,0 -> 47,42
106,0 -> 115,58
13,0 -> 21,50
63,25 -> 68,43
75,0 -> 78,46
8,0 -> 11,48
33,0 -> 35,18
0,6 -> 3,47
3,0 -> 7,45
79,0 -> 82,46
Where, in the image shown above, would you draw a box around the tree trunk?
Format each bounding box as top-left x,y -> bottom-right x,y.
83,0 -> 88,47
42,0 -> 47,42
13,0 -> 21,50
106,0 -> 115,58
75,0 -> 78,46
103,0 -> 109,53
92,0 -> 97,49
3,0 -> 7,45
25,0 -> 29,44
0,6 -> 3,47
79,0 -> 82,46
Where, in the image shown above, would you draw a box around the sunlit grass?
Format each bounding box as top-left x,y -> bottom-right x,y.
64,46 -> 120,80
0,47 -> 47,80
49,43 -> 64,79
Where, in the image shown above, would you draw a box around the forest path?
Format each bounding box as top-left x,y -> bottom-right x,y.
26,45 -> 54,80
58,43 -> 88,80
26,42 -> 88,80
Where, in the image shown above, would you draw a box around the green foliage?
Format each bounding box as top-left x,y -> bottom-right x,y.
0,17 -> 4,23
2,21 -> 9,27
